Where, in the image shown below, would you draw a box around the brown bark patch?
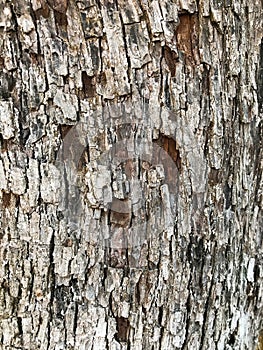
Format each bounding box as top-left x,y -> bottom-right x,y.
54,10 -> 68,26
0,138 -> 8,152
257,38 -> 263,111
110,198 -> 131,227
115,317 -> 130,342
257,330 -> 263,350
62,238 -> 73,247
47,0 -> 68,14
97,71 -> 107,87
208,168 -> 222,185
34,3 -> 50,19
1,191 -> 20,208
164,46 -> 178,77
81,72 -> 96,98
60,124 -> 73,139
176,13 -> 199,65
109,248 -> 127,268
0,56 -> 4,69
2,192 -> 11,208
153,134 -> 181,171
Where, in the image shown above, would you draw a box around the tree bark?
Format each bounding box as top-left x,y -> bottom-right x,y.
0,0 -> 262,349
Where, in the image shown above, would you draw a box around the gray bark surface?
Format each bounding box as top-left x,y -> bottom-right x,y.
0,0 -> 262,349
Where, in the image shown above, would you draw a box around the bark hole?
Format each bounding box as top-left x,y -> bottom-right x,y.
81,72 -> 96,98
158,305 -> 163,325
17,317 -> 23,335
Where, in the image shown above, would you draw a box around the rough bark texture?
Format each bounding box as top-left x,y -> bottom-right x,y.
0,0 -> 262,349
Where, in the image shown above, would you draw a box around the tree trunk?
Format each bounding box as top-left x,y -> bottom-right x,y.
0,0 -> 262,349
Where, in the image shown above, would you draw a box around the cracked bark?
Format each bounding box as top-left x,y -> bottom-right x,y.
0,0 -> 262,349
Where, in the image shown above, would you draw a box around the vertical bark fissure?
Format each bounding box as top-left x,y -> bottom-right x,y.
199,256 -> 216,349
117,1 -> 132,92
181,277 -> 192,350
47,231 -> 55,349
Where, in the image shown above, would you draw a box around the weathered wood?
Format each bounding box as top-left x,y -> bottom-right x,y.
0,0 -> 262,349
